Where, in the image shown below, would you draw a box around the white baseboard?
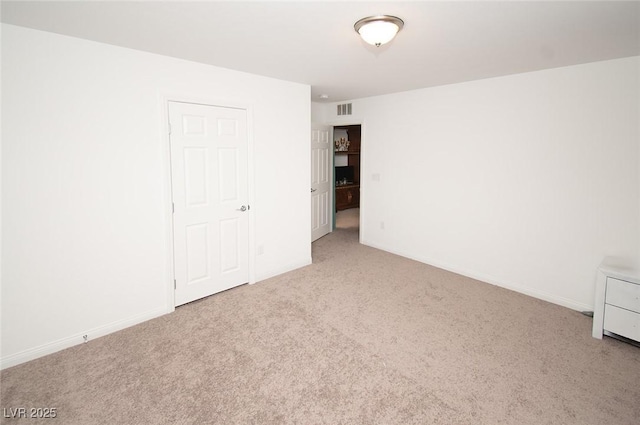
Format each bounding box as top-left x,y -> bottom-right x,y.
361,239 -> 592,313
0,306 -> 170,370
254,257 -> 312,284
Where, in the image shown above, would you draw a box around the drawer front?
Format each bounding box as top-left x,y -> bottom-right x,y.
603,304 -> 640,342
605,277 -> 640,314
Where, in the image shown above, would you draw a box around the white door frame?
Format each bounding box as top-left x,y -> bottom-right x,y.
160,94 -> 256,312
326,119 -> 365,243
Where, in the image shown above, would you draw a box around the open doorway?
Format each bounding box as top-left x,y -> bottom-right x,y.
333,125 -> 360,234
335,207 -> 359,231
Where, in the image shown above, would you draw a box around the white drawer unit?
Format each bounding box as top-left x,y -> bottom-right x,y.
593,258 -> 640,344
605,278 -> 640,313
603,304 -> 640,341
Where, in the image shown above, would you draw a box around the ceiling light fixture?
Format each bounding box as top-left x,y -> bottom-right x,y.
354,15 -> 404,47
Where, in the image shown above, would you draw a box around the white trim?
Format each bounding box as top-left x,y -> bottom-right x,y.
159,92 -> 257,301
246,106 -> 257,284
0,307 -> 167,370
158,93 -> 177,313
361,239 -> 593,312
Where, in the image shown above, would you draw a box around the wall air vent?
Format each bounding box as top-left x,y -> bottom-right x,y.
337,103 -> 352,116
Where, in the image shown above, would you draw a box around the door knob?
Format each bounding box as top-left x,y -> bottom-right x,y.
311,188 -> 317,193
237,205 -> 247,212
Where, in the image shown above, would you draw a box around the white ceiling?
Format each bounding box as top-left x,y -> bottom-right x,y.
2,1 -> 639,102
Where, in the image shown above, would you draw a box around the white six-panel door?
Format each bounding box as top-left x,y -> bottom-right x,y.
168,101 -> 249,306
311,124 -> 332,242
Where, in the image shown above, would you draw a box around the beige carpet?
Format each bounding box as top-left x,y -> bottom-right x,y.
335,207 -> 359,230
1,227 -> 639,424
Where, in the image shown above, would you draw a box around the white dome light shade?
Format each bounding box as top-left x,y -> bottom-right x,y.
354,15 -> 404,47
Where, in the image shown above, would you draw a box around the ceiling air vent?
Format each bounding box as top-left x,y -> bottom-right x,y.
337,103 -> 352,116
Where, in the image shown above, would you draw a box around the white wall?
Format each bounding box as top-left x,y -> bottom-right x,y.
323,57 -> 639,311
311,102 -> 326,124
1,24 -> 311,368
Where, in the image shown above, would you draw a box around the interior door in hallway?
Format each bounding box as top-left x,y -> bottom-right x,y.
169,101 -> 249,306
311,124 -> 332,242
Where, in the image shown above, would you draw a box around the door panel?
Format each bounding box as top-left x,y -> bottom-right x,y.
311,124 -> 332,241
184,148 -> 208,206
217,148 -> 239,201
185,223 -> 210,283
220,218 -> 240,273
169,101 -> 249,306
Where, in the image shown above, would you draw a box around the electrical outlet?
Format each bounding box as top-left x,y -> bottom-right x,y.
257,245 -> 264,255
380,221 -> 385,230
